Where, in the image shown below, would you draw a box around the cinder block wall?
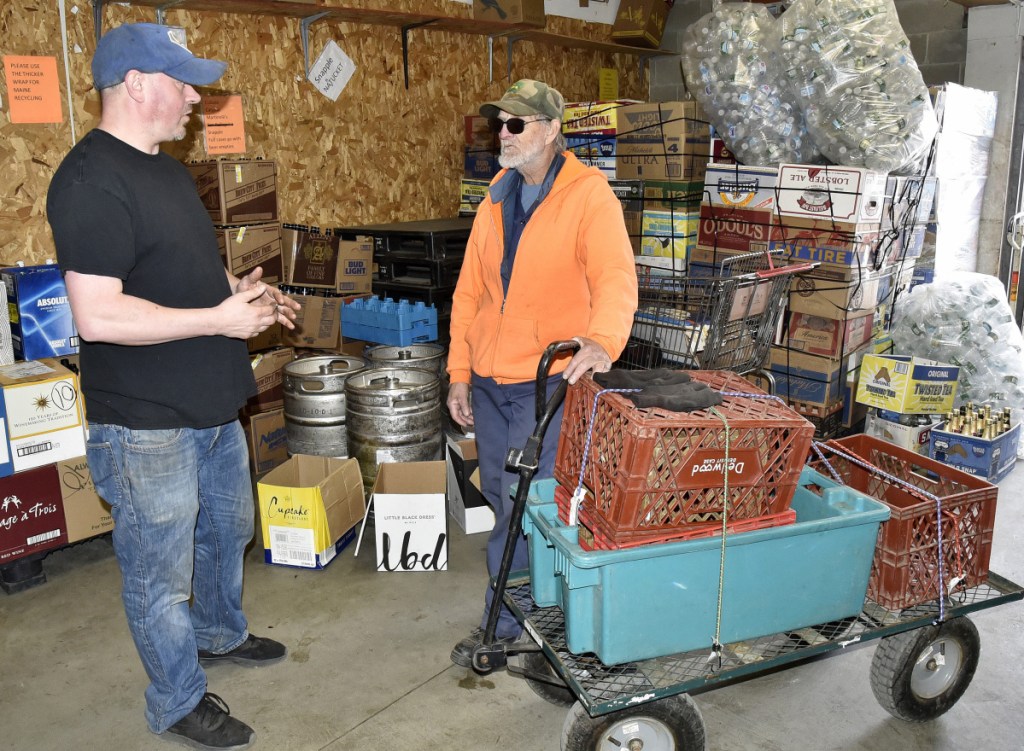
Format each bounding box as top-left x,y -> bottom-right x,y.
650,0 -> 968,101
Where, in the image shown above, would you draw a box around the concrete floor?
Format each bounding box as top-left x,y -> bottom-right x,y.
1,464 -> 1022,751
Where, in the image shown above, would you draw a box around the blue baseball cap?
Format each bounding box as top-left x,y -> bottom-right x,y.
92,23 -> 227,90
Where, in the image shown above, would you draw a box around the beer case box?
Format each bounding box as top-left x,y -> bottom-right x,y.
612,0 -> 672,48
0,463 -> 69,566
57,455 -> 113,544
2,264 -> 79,361
446,435 -> 494,534
216,223 -> 283,285
463,115 -> 499,151
642,180 -> 705,212
787,269 -> 885,319
464,147 -> 500,181
703,163 -> 780,211
769,216 -> 881,269
881,175 -> 937,230
471,0 -> 545,26
0,358 -> 87,477
864,409 -> 940,456
256,455 -> 365,569
785,309 -> 874,360
248,323 -> 283,353
695,204 -> 781,254
635,255 -> 687,284
639,209 -> 696,260
930,421 -> 1020,484
608,179 -> 644,254
775,164 -> 888,224
459,178 -> 490,216
246,347 -> 295,415
188,160 -> 278,225
336,240 -> 374,296
768,345 -> 868,407
561,100 -> 641,136
283,295 -> 342,350
615,101 -> 710,183
371,461 -> 448,573
567,134 -> 617,179
282,227 -> 340,289
855,354 -> 959,415
244,407 -> 289,475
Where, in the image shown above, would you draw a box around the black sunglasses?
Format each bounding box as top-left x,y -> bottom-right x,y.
488,116 -> 551,135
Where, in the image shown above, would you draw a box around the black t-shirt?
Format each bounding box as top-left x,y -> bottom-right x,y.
46,129 -> 255,429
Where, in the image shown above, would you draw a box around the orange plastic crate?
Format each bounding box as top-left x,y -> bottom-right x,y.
553,371 -> 814,540
812,434 -> 998,610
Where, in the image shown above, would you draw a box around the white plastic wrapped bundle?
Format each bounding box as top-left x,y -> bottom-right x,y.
776,0 -> 938,173
891,274 -> 1024,439
680,3 -> 820,166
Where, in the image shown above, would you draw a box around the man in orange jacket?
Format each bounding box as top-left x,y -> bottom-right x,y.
447,80 -> 638,666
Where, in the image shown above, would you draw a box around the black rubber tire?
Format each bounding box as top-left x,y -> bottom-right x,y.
522,651 -> 576,708
870,616 -> 980,722
560,695 -> 706,751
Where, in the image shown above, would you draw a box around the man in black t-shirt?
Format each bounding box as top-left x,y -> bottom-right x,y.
46,23 -> 300,751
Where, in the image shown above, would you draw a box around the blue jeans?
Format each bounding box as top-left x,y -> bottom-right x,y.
87,421 -> 254,733
471,373 -> 564,638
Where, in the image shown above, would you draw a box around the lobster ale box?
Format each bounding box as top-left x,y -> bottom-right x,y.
189,159 -> 278,225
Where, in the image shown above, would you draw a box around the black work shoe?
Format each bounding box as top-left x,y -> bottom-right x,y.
163,693 -> 254,750
199,634 -> 287,668
450,627 -> 521,668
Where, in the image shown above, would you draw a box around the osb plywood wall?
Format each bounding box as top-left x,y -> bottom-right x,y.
0,0 -> 647,267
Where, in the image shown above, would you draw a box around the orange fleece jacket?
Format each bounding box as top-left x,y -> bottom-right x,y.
447,152 -> 638,385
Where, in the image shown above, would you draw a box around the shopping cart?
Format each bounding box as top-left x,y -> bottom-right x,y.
622,250 -> 813,379
469,341 -> 1024,751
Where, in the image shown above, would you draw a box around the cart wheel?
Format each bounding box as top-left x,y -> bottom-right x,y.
522,651 -> 576,707
870,616 -> 980,722
560,695 -> 706,751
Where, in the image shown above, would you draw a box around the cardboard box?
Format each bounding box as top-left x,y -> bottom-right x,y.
882,175 -> 937,230
787,270 -> 884,318
256,455 -> 365,569
464,146 -> 501,180
246,347 -> 294,414
775,164 -> 888,224
609,179 -> 644,254
464,115 -> 499,151
703,163 -> 779,211
446,435 -> 494,534
471,0 -> 545,26
612,0 -> 671,48
336,240 -> 373,295
615,101 -> 710,182
567,134 -> 617,178
57,456 -> 113,543
642,180 -> 704,211
0,463 -> 68,565
855,354 -> 959,414
770,216 -> 881,268
459,178 -> 490,216
281,226 -> 339,289
188,160 -> 278,225
696,204 -> 781,254
2,264 -> 79,361
785,310 -> 874,359
248,323 -> 283,353
244,408 -> 289,475
283,295 -> 342,349
561,100 -> 640,135
371,461 -> 448,572
0,359 -> 87,476
216,223 -> 283,285
639,209 -> 695,261
864,409 -> 939,456
930,421 -> 1019,483
769,345 -> 868,407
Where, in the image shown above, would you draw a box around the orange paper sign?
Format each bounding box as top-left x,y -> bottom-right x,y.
202,94 -> 247,155
4,55 -> 63,124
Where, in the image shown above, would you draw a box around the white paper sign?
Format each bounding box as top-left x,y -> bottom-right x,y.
308,40 -> 356,102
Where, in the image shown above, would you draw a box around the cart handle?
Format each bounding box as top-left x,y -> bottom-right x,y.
535,340 -> 581,423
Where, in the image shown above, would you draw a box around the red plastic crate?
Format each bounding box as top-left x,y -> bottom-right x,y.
553,371 -> 815,540
812,434 -> 998,610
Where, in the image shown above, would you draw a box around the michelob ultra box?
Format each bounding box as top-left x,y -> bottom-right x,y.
855,355 -> 959,414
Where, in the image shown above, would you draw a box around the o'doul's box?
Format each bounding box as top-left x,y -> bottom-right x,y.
855,355 -> 959,415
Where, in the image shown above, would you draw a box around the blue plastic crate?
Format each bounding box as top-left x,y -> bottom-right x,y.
522,467 -> 890,665
341,296 -> 438,343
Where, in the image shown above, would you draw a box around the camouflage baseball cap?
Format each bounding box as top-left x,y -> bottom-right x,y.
480,79 -> 565,121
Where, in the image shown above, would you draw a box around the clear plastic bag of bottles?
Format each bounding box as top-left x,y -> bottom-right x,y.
680,2 -> 821,166
776,0 -> 938,173
891,273 -> 1024,449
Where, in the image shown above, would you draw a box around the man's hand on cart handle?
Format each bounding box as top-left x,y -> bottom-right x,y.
447,382 -> 475,428
563,336 -> 611,385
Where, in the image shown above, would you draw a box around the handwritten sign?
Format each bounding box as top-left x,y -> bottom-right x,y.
202,94 -> 246,155
3,55 -> 63,124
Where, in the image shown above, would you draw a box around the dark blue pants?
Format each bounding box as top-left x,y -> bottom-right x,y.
471,372 -> 564,638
